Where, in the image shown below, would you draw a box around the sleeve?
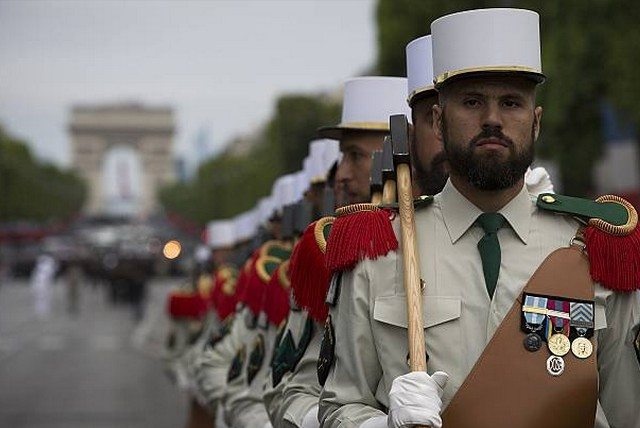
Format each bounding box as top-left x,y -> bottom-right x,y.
263,370 -> 288,427
279,324 -> 324,427
195,310 -> 248,411
597,289 -> 640,428
223,328 -> 269,428
319,261 -> 386,428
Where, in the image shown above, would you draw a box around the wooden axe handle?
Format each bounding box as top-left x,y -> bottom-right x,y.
396,163 -> 427,372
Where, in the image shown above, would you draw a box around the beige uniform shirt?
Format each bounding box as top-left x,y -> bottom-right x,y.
195,306 -> 254,412
319,180 -> 640,428
223,314 -> 274,428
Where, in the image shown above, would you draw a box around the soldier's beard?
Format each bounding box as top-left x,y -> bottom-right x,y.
412,151 -> 448,195
442,116 -> 535,191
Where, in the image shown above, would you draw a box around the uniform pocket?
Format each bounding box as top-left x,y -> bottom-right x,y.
373,295 -> 461,328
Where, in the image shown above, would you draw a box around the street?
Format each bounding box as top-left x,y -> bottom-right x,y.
0,277 -> 188,428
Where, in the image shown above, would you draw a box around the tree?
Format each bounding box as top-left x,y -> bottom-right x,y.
376,0 -> 640,196
159,93 -> 340,225
0,125 -> 86,222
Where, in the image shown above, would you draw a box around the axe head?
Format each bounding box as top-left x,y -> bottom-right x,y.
381,136 -> 395,182
322,187 -> 335,217
294,200 -> 312,236
370,150 -> 383,193
281,204 -> 295,240
390,114 -> 411,168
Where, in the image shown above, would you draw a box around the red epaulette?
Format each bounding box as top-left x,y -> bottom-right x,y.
166,290 -> 209,320
290,217 -> 334,323
263,260 -> 291,327
211,265 -> 238,321
325,203 -> 397,274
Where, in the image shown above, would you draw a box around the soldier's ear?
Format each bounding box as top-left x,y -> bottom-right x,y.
433,104 -> 444,141
533,106 -> 543,142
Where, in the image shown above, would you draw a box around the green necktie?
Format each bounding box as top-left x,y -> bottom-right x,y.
476,212 -> 505,299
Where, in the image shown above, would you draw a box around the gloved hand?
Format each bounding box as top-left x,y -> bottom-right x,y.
387,370 -> 449,428
302,404 -> 320,428
525,166 -> 554,196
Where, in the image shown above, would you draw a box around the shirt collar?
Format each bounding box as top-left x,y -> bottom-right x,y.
439,179 -> 532,244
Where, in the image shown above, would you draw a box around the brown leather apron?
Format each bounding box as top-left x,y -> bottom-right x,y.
441,247 -> 598,428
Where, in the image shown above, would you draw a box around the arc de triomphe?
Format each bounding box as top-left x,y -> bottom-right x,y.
69,103 -> 175,217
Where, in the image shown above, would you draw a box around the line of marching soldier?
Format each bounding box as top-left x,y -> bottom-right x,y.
163,7 -> 640,428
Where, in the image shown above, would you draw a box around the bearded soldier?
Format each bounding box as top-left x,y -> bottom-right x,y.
319,8 -> 640,428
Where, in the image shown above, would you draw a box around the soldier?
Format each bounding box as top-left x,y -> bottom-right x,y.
194,174 -> 294,425
319,77 -> 411,205
406,35 -> 448,197
319,8 -> 640,428
267,77 -> 412,428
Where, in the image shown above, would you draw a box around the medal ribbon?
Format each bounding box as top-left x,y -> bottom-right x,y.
570,302 -> 594,336
547,299 -> 570,338
523,295 -> 547,325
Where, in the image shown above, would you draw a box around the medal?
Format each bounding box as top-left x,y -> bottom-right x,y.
521,294 -> 548,351
571,336 -> 593,359
546,355 -> 565,376
523,332 -> 542,352
548,333 -> 570,356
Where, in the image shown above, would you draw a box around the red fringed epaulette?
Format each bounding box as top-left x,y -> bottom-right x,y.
583,196 -> 640,292
263,260 -> 291,327
240,254 -> 283,316
211,265 -> 239,321
167,291 -> 209,319
325,203 -> 398,273
290,217 -> 334,323
537,193 -> 640,292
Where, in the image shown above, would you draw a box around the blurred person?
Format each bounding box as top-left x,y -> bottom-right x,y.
65,260 -> 83,316
30,253 -> 58,319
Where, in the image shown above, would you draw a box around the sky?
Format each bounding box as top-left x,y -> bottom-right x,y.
0,0 -> 376,169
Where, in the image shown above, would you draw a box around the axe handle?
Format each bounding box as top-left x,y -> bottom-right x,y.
382,179 -> 397,205
396,163 -> 427,373
371,192 -> 382,206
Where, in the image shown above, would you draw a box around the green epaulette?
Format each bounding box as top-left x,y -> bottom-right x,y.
537,193 -> 640,292
536,193 -> 636,235
260,240 -> 292,261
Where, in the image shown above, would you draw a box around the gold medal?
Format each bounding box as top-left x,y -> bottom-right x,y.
548,333 -> 570,356
571,337 -> 593,359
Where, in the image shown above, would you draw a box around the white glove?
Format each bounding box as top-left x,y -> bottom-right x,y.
525,166 -> 554,196
387,370 -> 449,428
302,404 -> 320,428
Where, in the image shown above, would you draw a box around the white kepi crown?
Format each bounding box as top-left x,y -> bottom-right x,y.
431,8 -> 545,88
318,76 -> 410,140
406,35 -> 436,106
207,220 -> 236,250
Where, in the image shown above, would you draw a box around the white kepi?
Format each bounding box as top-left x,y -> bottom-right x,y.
431,8 -> 545,87
318,76 -> 410,140
406,35 -> 436,106
206,219 -> 236,250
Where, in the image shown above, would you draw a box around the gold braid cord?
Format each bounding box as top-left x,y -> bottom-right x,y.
256,255 -> 282,283
313,216 -> 335,254
589,195 -> 638,236
335,203 -> 379,217
278,259 -> 290,290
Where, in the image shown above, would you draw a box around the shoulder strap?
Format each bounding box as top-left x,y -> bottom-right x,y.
442,246 -> 597,428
